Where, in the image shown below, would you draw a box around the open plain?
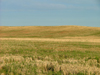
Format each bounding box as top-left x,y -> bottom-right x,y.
0,26 -> 100,75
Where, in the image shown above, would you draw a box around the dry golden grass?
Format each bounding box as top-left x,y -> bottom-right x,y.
0,39 -> 100,74
0,25 -> 100,38
0,55 -> 100,75
0,25 -> 100,75
0,37 -> 100,43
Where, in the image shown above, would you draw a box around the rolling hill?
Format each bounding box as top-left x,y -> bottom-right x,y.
0,25 -> 100,38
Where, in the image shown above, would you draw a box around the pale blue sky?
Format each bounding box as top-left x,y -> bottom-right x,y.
0,0 -> 100,27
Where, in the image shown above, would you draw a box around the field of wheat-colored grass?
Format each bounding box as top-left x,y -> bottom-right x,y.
0,26 -> 100,38
0,26 -> 100,75
0,37 -> 100,43
0,40 -> 100,75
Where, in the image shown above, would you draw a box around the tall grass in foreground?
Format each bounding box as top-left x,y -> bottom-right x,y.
0,40 -> 100,75
0,55 -> 100,75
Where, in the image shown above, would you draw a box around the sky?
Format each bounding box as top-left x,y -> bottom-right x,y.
0,0 -> 100,27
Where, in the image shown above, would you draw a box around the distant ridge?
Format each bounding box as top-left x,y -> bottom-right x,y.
0,25 -> 100,38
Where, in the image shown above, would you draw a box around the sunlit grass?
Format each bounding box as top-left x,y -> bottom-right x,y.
0,40 -> 100,75
0,26 -> 100,38
0,26 -> 100,75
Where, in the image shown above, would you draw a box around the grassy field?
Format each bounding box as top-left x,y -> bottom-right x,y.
0,26 -> 100,75
0,26 -> 100,38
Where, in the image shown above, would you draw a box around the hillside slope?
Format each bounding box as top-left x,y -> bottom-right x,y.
0,25 -> 100,38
